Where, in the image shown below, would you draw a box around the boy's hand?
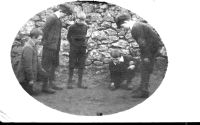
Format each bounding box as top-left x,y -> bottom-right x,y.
110,82 -> 116,90
29,80 -> 34,85
144,58 -> 150,63
111,82 -> 115,87
160,46 -> 167,57
41,68 -> 47,73
129,61 -> 134,65
128,65 -> 135,70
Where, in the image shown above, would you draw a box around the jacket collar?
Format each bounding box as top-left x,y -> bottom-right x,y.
26,38 -> 36,48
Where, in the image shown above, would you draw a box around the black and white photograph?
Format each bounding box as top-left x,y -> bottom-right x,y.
1,0 -> 200,123
10,0 -> 168,116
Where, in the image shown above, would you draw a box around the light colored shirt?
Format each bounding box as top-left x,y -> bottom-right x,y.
119,56 -> 124,62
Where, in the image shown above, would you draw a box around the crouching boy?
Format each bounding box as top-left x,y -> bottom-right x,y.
109,49 -> 137,90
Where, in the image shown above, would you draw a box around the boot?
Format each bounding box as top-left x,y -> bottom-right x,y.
77,68 -> 87,89
131,70 -> 150,98
50,80 -> 63,90
131,89 -> 149,98
131,85 -> 149,98
42,81 -> 56,94
67,68 -> 74,89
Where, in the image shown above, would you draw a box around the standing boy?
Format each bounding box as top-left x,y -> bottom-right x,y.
115,14 -> 166,98
67,12 -> 88,89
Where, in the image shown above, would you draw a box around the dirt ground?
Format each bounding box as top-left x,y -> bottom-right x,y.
33,62 -> 166,116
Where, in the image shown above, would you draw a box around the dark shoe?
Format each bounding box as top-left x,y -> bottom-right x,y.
131,90 -> 149,98
109,86 -> 117,91
51,85 -> 63,90
77,80 -> 87,89
109,83 -> 119,91
124,86 -> 133,90
67,85 -> 73,89
78,85 -> 88,89
30,84 -> 42,96
120,84 -> 132,90
67,81 -> 74,89
42,88 -> 56,94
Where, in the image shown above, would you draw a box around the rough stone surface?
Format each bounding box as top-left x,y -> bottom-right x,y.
88,13 -> 102,23
93,61 -> 103,66
111,39 -> 129,48
98,45 -> 108,52
101,22 -> 112,28
91,31 -> 107,40
108,36 -> 119,42
88,50 -> 102,61
87,40 -> 98,50
125,32 -> 132,40
85,59 -> 93,66
82,3 -> 94,14
102,58 -> 111,64
19,20 -> 35,34
105,29 -> 117,36
11,1 -> 165,73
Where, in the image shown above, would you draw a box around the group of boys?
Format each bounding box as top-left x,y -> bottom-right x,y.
15,4 -> 166,98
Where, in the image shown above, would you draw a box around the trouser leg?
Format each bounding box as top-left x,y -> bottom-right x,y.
77,68 -> 84,87
68,46 -> 77,89
140,69 -> 150,92
20,81 -> 32,94
113,72 -> 122,88
49,65 -> 55,86
41,65 -> 56,93
131,60 -> 153,98
126,69 -> 135,85
77,47 -> 87,88
49,65 -> 63,90
68,67 -> 74,86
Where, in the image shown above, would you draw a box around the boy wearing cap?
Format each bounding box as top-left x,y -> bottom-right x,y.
16,28 -> 49,95
67,12 -> 88,89
115,13 -> 166,98
109,49 -> 137,90
41,4 -> 73,93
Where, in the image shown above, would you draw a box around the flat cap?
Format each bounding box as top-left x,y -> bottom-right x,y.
59,4 -> 73,15
115,13 -> 131,28
30,28 -> 43,37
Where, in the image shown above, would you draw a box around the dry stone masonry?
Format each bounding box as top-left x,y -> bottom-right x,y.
11,1 -> 164,73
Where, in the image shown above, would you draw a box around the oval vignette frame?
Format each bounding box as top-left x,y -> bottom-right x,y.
10,0 -> 168,116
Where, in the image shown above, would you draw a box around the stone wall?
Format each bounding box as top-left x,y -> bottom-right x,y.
10,1 -> 159,73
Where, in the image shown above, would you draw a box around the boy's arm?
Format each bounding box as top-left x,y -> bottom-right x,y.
42,15 -> 56,44
67,26 -> 72,43
109,62 -> 116,83
23,47 -> 34,81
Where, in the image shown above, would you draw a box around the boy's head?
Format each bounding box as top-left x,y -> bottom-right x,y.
55,4 -> 73,18
115,13 -> 131,29
76,11 -> 86,21
129,61 -> 135,65
29,28 -> 43,45
58,4 -> 73,15
110,49 -> 122,64
30,28 -> 43,39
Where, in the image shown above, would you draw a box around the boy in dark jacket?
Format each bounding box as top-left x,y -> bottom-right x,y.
16,28 -> 48,95
109,49 -> 137,90
115,13 -> 166,98
41,4 -> 73,93
67,12 -> 88,89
